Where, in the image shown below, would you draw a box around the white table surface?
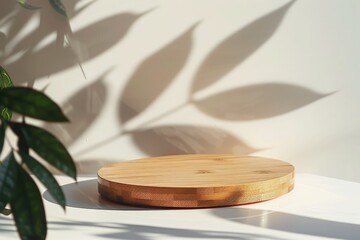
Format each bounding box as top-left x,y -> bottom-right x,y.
1,173 -> 360,240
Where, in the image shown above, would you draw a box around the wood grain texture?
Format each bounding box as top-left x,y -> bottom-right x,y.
97,154 -> 295,208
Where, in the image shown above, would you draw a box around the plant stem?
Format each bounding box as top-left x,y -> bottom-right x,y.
136,102 -> 188,130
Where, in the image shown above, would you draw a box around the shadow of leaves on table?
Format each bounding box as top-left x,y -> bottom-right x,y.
0,216 -> 288,240
92,223 -> 286,240
212,207 -> 360,240
43,179 -> 148,210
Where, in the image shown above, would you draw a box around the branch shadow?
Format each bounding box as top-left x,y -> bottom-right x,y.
191,1 -> 295,93
212,207 -> 360,240
119,22 -> 199,124
65,0 -> 98,18
132,125 -> 259,156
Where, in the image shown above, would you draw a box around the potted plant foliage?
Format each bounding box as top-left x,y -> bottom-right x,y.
1,1 -> 76,239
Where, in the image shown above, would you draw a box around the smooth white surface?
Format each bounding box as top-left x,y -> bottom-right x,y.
1,1 -> 360,182
1,173 -> 360,239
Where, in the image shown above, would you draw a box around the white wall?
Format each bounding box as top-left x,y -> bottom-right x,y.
1,0 -> 360,182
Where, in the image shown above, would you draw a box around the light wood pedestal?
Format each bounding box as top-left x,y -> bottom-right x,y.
98,154 -> 294,208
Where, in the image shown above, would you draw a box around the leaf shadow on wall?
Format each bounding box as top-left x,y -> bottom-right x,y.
212,207 -> 360,240
193,83 -> 333,121
132,125 -> 259,156
42,70 -> 110,147
191,0 -> 295,93
24,0 -> 328,160
119,22 -> 199,124
65,0 -> 97,18
0,1 -> 154,162
0,32 -> 6,52
2,1 -> 147,85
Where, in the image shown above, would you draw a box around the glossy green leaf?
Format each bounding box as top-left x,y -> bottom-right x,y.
48,0 -> 67,17
15,127 -> 29,155
17,0 -> 40,10
0,107 -> 11,122
0,151 -> 18,211
0,87 -> 68,122
20,152 -> 65,209
0,66 -> 13,121
10,123 -> 76,179
0,122 -> 5,153
1,208 -> 11,216
0,66 -> 13,89
10,164 -> 46,240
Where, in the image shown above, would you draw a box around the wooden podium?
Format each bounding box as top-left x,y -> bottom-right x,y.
98,154 -> 294,208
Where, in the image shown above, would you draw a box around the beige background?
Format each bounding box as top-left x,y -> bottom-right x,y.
1,0 -> 359,181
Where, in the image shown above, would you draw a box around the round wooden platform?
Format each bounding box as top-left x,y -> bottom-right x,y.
97,154 -> 295,208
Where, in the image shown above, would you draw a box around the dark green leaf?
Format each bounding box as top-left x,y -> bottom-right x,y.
48,0 -> 67,17
14,127 -> 29,155
1,208 -> 11,215
0,65 -> 13,121
0,151 -> 18,211
0,107 -> 11,122
0,87 -> 68,122
10,164 -> 46,240
20,152 -> 65,209
17,0 -> 40,10
10,123 -> 76,179
0,122 -> 5,153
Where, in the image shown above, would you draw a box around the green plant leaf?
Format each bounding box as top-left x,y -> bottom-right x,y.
0,66 -> 13,89
16,0 -> 40,10
10,164 -> 47,240
14,126 -> 29,155
1,208 -> 11,216
0,87 -> 68,122
0,107 -> 11,122
48,0 -> 67,17
0,151 -> 18,211
20,152 -> 65,209
0,122 -> 5,153
10,123 -> 76,179
0,66 -> 13,121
